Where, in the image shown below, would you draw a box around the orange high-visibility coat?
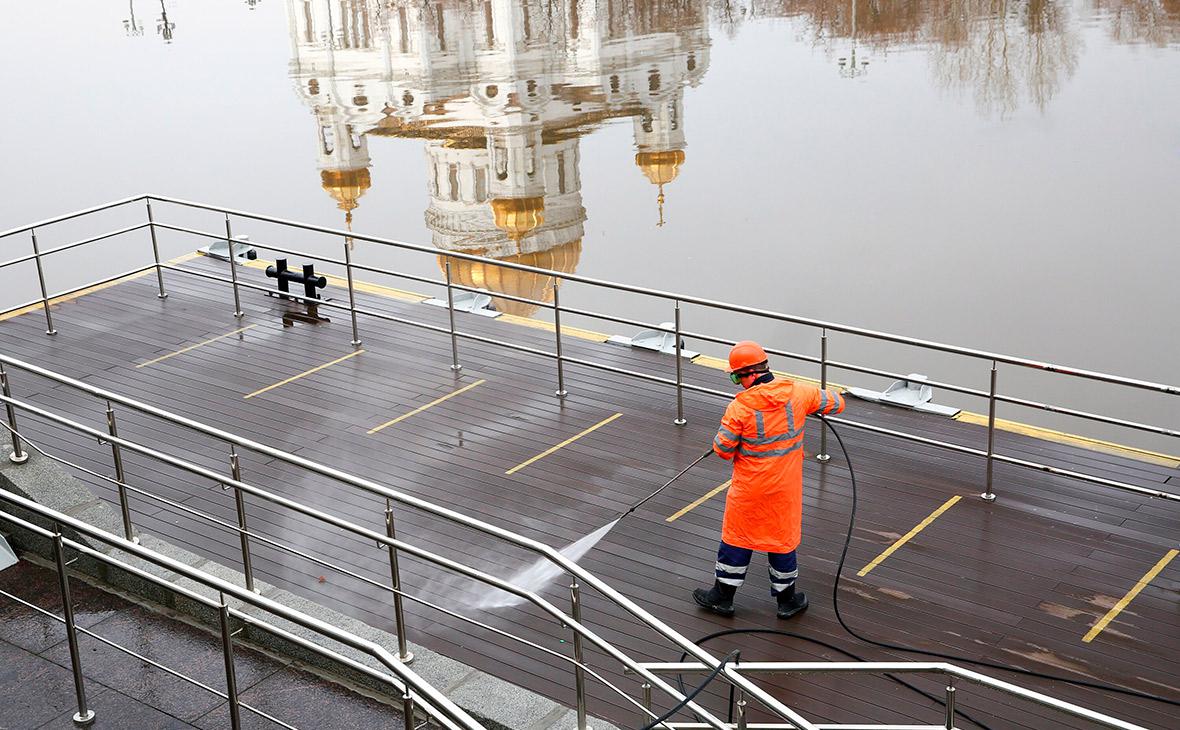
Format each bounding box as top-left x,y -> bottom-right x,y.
712,379 -> 845,553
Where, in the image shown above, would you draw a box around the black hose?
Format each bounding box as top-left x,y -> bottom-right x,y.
819,416 -> 1180,709
649,416 -> 1179,730
638,650 -> 741,730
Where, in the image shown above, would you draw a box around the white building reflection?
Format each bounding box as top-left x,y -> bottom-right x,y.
288,0 -> 710,315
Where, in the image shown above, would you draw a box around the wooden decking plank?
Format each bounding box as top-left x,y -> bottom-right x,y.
2,265 -> 1177,729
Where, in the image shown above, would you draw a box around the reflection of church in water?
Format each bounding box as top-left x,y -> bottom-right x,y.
289,0 -> 709,315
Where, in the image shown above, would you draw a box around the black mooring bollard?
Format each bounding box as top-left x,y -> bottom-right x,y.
265,259 -> 327,301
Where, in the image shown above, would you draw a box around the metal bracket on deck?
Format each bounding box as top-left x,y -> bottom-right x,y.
846,373 -> 960,417
607,323 -> 698,358
422,290 -> 500,318
0,533 -> 17,572
201,234 -> 258,263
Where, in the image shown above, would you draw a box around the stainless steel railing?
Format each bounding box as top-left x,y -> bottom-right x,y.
1,360 -> 1153,730
1,198 -> 1173,727
634,661 -> 1148,730
142,194 -> 1180,503
2,194 -> 1173,508
0,355 -> 770,730
0,488 -> 485,730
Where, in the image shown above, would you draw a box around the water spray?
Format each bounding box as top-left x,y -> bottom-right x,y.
471,449 -> 714,610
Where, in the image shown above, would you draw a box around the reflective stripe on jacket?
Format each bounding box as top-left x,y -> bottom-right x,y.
712,379 -> 845,553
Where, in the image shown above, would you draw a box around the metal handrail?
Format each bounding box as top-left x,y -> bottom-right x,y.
0,489 -> 484,730
149,221 -> 558,313
3,197 -> 1176,455
9,389 -> 1159,730
0,195 -> 145,239
0,394 -> 717,725
638,662 -> 1148,730
3,419 -> 662,723
1,198 -> 1177,726
0,356 -> 746,730
0,223 -> 151,269
145,257 -> 1180,506
142,194 -> 1179,395
5,195 -> 1177,395
136,199 -> 1180,462
0,589 -> 298,730
133,204 -> 1179,503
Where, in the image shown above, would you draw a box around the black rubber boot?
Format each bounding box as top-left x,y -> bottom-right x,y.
692,581 -> 737,617
775,585 -> 808,619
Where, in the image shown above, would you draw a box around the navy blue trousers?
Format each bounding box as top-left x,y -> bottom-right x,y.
714,540 -> 798,595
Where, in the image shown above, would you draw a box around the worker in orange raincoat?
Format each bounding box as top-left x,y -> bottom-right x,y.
693,341 -> 846,619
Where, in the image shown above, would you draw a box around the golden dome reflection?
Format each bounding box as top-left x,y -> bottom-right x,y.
489,196 -> 546,241
635,150 -> 685,186
320,168 -> 371,214
440,239 -> 582,317
635,150 -> 685,227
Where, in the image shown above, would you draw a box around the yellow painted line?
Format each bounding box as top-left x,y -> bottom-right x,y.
497,313 -> 609,343
368,379 -> 487,434
505,413 -> 623,475
858,496 -> 961,577
238,256 -> 610,340
0,252 -> 201,323
136,324 -> 258,368
1083,549 -> 1178,643
666,480 -> 731,522
244,350 -> 364,399
955,411 -> 1180,469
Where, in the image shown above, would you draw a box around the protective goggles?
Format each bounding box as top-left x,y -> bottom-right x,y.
730,368 -> 767,384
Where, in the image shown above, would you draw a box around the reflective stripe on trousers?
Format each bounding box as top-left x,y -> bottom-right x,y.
715,540 -> 798,595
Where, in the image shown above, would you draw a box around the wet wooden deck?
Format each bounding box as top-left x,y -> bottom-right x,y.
1,254 -> 1177,729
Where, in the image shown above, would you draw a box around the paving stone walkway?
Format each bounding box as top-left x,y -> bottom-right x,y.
0,559 -> 409,730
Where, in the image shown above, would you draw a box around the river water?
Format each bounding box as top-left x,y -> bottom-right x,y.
1,1 -> 1177,451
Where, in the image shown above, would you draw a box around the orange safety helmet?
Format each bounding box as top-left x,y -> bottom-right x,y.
727,340 -> 768,373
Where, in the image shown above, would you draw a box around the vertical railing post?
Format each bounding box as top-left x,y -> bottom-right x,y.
53,529 -> 95,726
0,363 -> 28,464
981,361 -> 998,502
444,258 -> 462,372
218,594 -> 242,730
640,681 -> 652,722
569,581 -> 588,730
385,499 -> 413,663
553,282 -> 568,398
224,215 -> 244,319
673,301 -> 686,426
816,329 -> 831,462
944,675 -> 957,729
105,402 -> 136,543
735,688 -> 748,730
402,691 -> 415,730
229,447 -> 256,592
30,229 -> 57,335
343,239 -> 361,347
146,199 -> 167,299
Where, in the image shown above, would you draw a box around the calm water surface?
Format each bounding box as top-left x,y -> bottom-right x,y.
2,1 -> 1177,449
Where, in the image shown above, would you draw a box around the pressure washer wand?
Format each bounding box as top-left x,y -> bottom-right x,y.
620,448 -> 713,519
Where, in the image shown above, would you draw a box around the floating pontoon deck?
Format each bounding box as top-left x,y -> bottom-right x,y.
1,197 -> 1177,729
